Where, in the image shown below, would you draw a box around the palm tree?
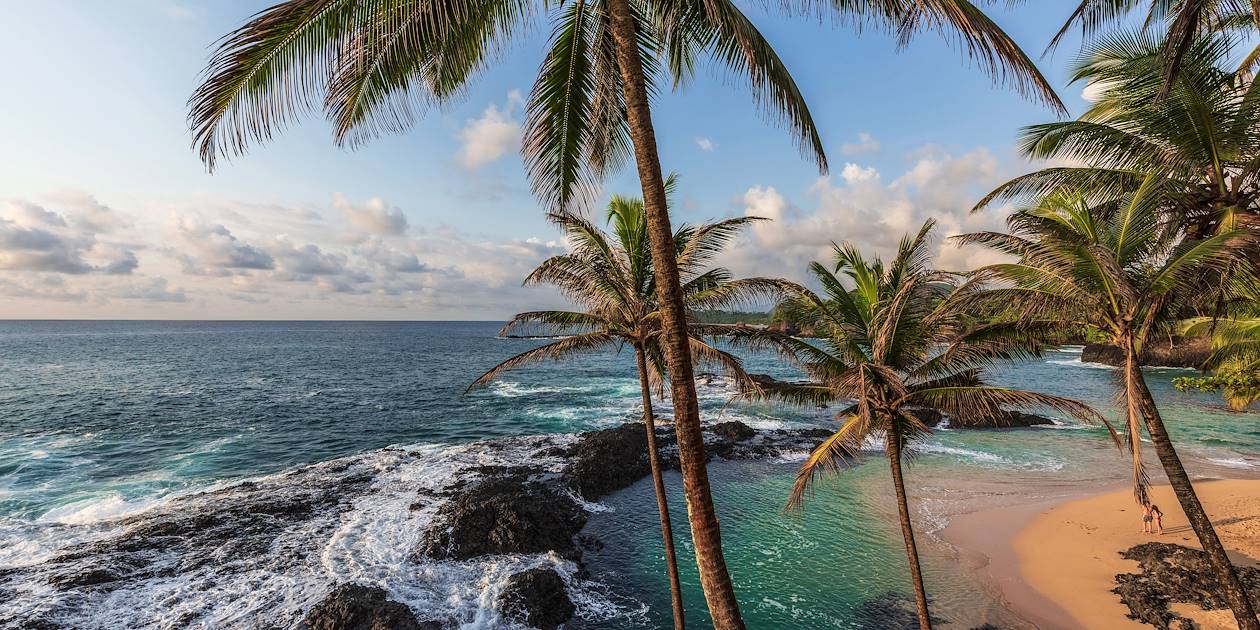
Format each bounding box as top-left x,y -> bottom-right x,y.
958,190 -> 1260,629
469,185 -> 770,629
716,220 -> 1103,630
1175,315 -> 1260,409
978,30 -> 1260,240
189,2 -> 1062,624
1046,0 -> 1260,94
976,30 -> 1260,320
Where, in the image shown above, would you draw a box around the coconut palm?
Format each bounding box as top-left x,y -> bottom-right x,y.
977,30 -> 1260,320
469,185 -> 771,629
1046,0 -> 1260,93
189,2 -> 1063,623
715,220 -> 1103,630
978,30 -> 1260,241
1175,315 -> 1260,409
958,190 -> 1260,629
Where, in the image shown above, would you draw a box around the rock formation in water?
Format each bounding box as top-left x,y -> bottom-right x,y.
1113,542 -> 1260,629
498,568 -> 576,630
1081,336 -> 1210,368
302,584 -> 440,630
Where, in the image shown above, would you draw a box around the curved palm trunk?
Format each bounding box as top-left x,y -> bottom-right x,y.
885,428 -> 932,630
1125,343 -> 1259,629
605,1 -> 744,627
635,345 -> 687,630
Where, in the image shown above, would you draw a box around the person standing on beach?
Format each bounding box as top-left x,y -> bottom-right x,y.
1143,503 -> 1164,535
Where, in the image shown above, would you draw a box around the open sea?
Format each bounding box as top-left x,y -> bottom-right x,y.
2,320 -> 1259,628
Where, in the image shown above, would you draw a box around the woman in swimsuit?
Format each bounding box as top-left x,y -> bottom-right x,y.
1150,503 -> 1164,535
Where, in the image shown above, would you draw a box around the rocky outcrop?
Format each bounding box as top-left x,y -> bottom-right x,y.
565,423 -> 651,501
905,407 -> 1053,429
1113,542 -> 1260,629
1082,337 -> 1210,368
711,420 -> 756,441
302,583 -> 439,630
498,568 -> 575,629
417,477 -> 586,560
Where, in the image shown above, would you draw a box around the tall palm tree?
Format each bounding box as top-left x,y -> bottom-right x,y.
958,190 -> 1260,629
469,185 -> 769,629
716,221 -> 1103,630
189,2 -> 1062,624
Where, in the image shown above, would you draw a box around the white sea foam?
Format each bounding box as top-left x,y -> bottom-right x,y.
1208,457 -> 1257,469
39,493 -> 163,525
1046,357 -> 1115,370
29,450 -> 49,460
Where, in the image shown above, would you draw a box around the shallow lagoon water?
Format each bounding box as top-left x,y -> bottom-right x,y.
2,321 -> 1258,628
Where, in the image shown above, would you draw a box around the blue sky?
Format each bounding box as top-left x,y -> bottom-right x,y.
0,0 -> 1095,319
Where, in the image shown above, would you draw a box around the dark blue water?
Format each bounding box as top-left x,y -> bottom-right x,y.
2,321 -> 1257,628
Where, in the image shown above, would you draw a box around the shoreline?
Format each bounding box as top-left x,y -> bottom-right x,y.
941,478 -> 1260,629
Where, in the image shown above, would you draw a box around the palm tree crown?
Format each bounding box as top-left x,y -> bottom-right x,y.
979,31 -> 1260,240
469,181 -> 769,391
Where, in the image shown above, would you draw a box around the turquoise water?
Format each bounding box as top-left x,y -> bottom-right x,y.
2,321 -> 1258,628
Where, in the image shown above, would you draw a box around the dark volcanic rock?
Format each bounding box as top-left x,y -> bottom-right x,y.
1113,542 -> 1260,629
302,583 -> 437,630
565,423 -> 651,501
47,567 -> 120,590
1082,337 -> 1210,368
710,420 -> 756,441
907,407 -> 1053,429
418,478 -> 586,560
498,567 -> 575,629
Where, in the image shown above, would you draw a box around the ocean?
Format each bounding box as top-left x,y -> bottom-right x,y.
2,320 -> 1258,628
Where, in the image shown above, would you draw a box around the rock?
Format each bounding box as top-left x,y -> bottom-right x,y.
47,567 -> 119,590
906,407 -> 1053,429
498,567 -> 575,629
301,583 -> 437,630
1082,337 -> 1210,368
565,423 -> 651,501
710,421 -> 756,441
418,477 -> 586,560
1113,542 -> 1260,629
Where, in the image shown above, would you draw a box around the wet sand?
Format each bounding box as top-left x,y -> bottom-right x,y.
943,479 -> 1260,629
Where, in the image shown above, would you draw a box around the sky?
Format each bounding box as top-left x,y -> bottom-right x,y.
0,0 -> 1099,320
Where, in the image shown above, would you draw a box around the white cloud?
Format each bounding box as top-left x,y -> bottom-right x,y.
458,91 -> 523,169
696,137 -> 716,151
0,200 -> 137,275
840,132 -> 880,156
721,146 -> 1015,282
334,194 -> 408,235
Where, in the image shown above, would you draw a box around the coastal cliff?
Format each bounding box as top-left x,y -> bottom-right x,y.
1081,337 -> 1211,368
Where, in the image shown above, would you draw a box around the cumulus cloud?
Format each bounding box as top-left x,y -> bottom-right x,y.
458,91 -> 523,169
696,137 -> 716,151
840,132 -> 881,156
334,193 -> 408,235
723,146 -> 1015,282
174,218 -> 275,275
0,200 -> 137,275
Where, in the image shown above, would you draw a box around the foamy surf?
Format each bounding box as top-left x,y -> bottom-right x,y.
0,435 -> 637,629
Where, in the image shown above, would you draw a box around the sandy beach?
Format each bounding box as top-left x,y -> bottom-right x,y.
944,479 -> 1260,629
